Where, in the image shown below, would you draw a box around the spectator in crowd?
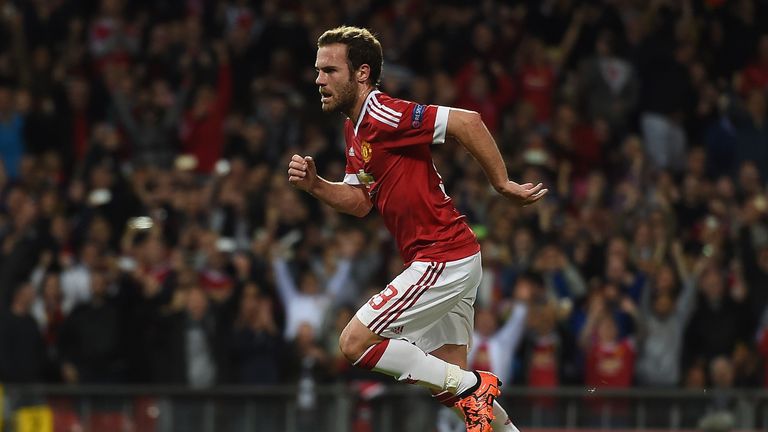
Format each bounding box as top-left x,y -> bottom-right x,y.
0,282 -> 46,383
684,264 -> 752,372
578,29 -> 638,133
59,241 -> 100,314
152,285 -> 231,387
30,271 -> 65,379
179,42 -> 232,175
636,242 -> 699,387
230,283 -> 281,384
271,237 -> 352,340
580,305 -> 637,390
58,271 -> 123,383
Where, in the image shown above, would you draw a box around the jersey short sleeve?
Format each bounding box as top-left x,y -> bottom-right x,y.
360,93 -> 450,149
343,120 -> 365,186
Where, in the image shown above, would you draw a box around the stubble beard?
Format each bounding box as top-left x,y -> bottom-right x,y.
324,78 -> 357,116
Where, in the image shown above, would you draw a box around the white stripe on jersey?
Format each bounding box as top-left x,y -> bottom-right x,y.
368,102 -> 401,124
370,94 -> 403,120
367,106 -> 399,128
355,91 -> 380,135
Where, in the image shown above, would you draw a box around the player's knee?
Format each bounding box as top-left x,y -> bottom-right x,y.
338,327 -> 362,362
339,323 -> 375,363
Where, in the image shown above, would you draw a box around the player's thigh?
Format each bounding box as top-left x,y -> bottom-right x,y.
430,344 -> 468,369
412,296 -> 475,354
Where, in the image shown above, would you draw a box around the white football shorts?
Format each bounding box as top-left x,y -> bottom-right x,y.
356,251 -> 481,353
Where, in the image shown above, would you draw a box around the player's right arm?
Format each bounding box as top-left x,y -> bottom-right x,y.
288,154 -> 373,217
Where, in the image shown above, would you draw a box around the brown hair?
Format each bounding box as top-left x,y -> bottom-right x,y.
318,26 -> 383,87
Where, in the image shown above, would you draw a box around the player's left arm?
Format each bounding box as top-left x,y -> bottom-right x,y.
446,109 -> 548,206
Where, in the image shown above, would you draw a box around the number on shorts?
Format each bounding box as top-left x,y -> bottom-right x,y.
369,285 -> 398,310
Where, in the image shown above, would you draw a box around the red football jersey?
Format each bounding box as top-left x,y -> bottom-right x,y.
342,91 -> 479,265
585,338 -> 636,388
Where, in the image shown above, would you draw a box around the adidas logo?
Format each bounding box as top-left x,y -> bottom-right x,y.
348,147 -> 355,157
390,325 -> 404,335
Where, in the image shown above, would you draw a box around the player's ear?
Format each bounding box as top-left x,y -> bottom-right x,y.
357,64 -> 371,84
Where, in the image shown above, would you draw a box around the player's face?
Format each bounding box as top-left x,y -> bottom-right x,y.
315,44 -> 357,114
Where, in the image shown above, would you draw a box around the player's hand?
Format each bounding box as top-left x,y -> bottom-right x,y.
496,181 -> 548,206
288,154 -> 318,192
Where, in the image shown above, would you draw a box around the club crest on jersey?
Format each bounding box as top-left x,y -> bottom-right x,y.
412,104 -> 425,128
361,140 -> 372,163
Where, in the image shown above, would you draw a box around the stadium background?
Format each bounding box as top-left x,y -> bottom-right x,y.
0,0 -> 767,431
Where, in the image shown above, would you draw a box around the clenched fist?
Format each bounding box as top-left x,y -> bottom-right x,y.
288,154 -> 318,192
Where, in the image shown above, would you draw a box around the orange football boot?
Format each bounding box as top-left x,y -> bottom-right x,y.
456,371 -> 502,432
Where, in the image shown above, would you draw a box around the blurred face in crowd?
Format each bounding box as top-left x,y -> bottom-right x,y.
596,314 -> 618,343
67,78 -> 89,110
602,282 -> 620,303
43,273 -> 62,307
700,267 -> 725,304
632,222 -> 651,248
90,272 -> 108,300
605,255 -> 628,283
315,43 -> 358,114
238,285 -> 260,321
193,85 -> 215,116
685,362 -> 706,389
472,23 -> 493,54
710,356 -> 734,389
607,236 -> 628,261
652,293 -> 674,319
80,242 -> 100,268
14,194 -> 39,230
295,322 -> 316,349
738,161 -> 761,195
186,288 -> 209,321
654,264 -> 677,295
12,283 -> 35,314
528,303 -> 557,336
140,236 -> 166,265
300,272 -> 320,295
595,31 -> 615,57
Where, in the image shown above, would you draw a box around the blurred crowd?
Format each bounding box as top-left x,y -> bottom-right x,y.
0,0 -> 767,414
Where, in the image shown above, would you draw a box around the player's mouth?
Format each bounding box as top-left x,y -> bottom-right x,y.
320,89 -> 332,103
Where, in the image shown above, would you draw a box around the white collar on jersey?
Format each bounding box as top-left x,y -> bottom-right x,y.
354,90 -> 381,135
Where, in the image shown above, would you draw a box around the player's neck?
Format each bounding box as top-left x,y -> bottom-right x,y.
347,85 -> 376,125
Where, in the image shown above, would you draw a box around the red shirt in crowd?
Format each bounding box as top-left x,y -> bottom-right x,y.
454,62 -> 515,133
528,334 -> 560,388
585,338 -> 636,388
180,63 -> 232,174
528,334 -> 560,407
518,65 -> 555,124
